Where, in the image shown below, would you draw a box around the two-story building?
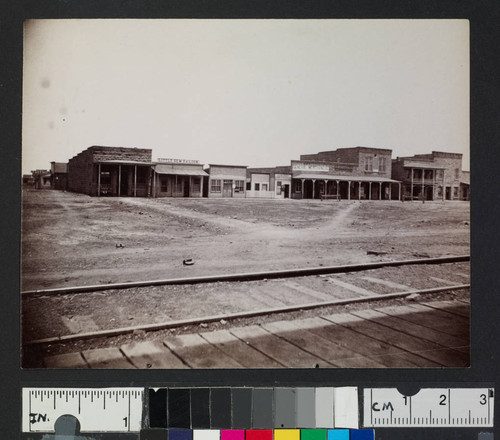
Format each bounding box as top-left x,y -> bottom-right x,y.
292,147 -> 401,200
391,151 -> 468,201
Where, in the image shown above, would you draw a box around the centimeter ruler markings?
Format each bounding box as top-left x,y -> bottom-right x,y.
363,388 -> 494,428
22,388 -> 144,433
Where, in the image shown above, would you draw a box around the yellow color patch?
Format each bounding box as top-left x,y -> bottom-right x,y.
274,429 -> 301,440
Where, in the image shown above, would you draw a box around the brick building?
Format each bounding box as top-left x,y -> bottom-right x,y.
50,162 -> 68,190
67,146 -> 153,197
392,151 -> 469,201
206,164 -> 247,198
292,147 -> 401,200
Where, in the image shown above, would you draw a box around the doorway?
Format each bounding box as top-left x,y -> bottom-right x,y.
223,180 -> 233,197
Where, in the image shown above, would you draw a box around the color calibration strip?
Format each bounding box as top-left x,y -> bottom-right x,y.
139,429 -> 374,440
148,387 -> 358,430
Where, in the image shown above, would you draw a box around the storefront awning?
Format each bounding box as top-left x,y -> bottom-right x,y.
293,173 -> 400,183
154,165 -> 208,176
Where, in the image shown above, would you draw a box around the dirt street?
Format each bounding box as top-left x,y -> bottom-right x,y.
21,189 -> 470,291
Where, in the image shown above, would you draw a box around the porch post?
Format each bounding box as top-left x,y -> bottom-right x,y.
312,180 -> 316,199
348,181 -> 351,200
336,180 -> 339,199
97,163 -> 101,196
369,182 -> 372,200
398,183 -> 401,201
410,168 -> 413,201
134,165 -> 137,197
421,170 -> 424,201
118,165 -> 121,196
301,179 -> 305,199
379,182 -> 382,200
175,175 -> 178,198
189,175 -> 192,197
200,175 -> 204,198
324,180 -> 328,196
358,182 -> 361,200
152,170 -> 156,197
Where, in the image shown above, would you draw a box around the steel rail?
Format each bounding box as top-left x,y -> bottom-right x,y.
22,254 -> 470,297
24,283 -> 469,346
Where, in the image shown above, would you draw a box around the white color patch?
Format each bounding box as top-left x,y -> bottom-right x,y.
334,387 -> 359,428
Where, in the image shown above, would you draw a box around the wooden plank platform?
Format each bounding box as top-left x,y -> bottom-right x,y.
121,340 -> 188,369
81,347 -> 135,369
230,325 -> 332,368
200,329 -> 284,368
261,320 -> 386,368
323,312 -> 469,367
163,333 -> 244,368
43,300 -> 470,369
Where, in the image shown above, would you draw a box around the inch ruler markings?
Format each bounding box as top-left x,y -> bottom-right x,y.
363,388 -> 494,428
22,388 -> 144,433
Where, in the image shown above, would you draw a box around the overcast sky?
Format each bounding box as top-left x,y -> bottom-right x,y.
22,19 -> 469,174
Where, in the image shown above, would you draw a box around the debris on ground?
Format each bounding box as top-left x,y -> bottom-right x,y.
367,250 -> 388,255
412,252 -> 431,258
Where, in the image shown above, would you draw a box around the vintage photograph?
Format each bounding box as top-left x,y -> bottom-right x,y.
21,19 -> 470,368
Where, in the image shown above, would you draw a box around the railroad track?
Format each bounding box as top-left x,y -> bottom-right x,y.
23,256 -> 469,346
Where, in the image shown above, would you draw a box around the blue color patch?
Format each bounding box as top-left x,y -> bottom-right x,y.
327,429 -> 349,440
169,430 -> 194,440
349,430 -> 374,440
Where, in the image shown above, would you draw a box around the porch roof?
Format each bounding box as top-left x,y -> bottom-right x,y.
155,164 -> 208,176
293,173 -> 400,183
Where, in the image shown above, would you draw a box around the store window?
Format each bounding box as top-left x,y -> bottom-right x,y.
262,184 -> 268,191
234,180 -> 245,192
255,183 -> 260,191
295,181 -> 302,192
211,179 -> 221,192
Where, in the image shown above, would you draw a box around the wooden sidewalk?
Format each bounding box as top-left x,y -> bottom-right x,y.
43,300 -> 470,369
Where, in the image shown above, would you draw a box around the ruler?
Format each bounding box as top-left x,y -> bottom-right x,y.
22,388 -> 144,433
363,388 -> 494,428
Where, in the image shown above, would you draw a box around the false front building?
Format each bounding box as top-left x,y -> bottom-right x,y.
151,159 -> 207,198
292,147 -> 401,200
206,164 -> 247,198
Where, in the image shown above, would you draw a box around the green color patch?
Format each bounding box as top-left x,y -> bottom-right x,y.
301,429 -> 327,440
